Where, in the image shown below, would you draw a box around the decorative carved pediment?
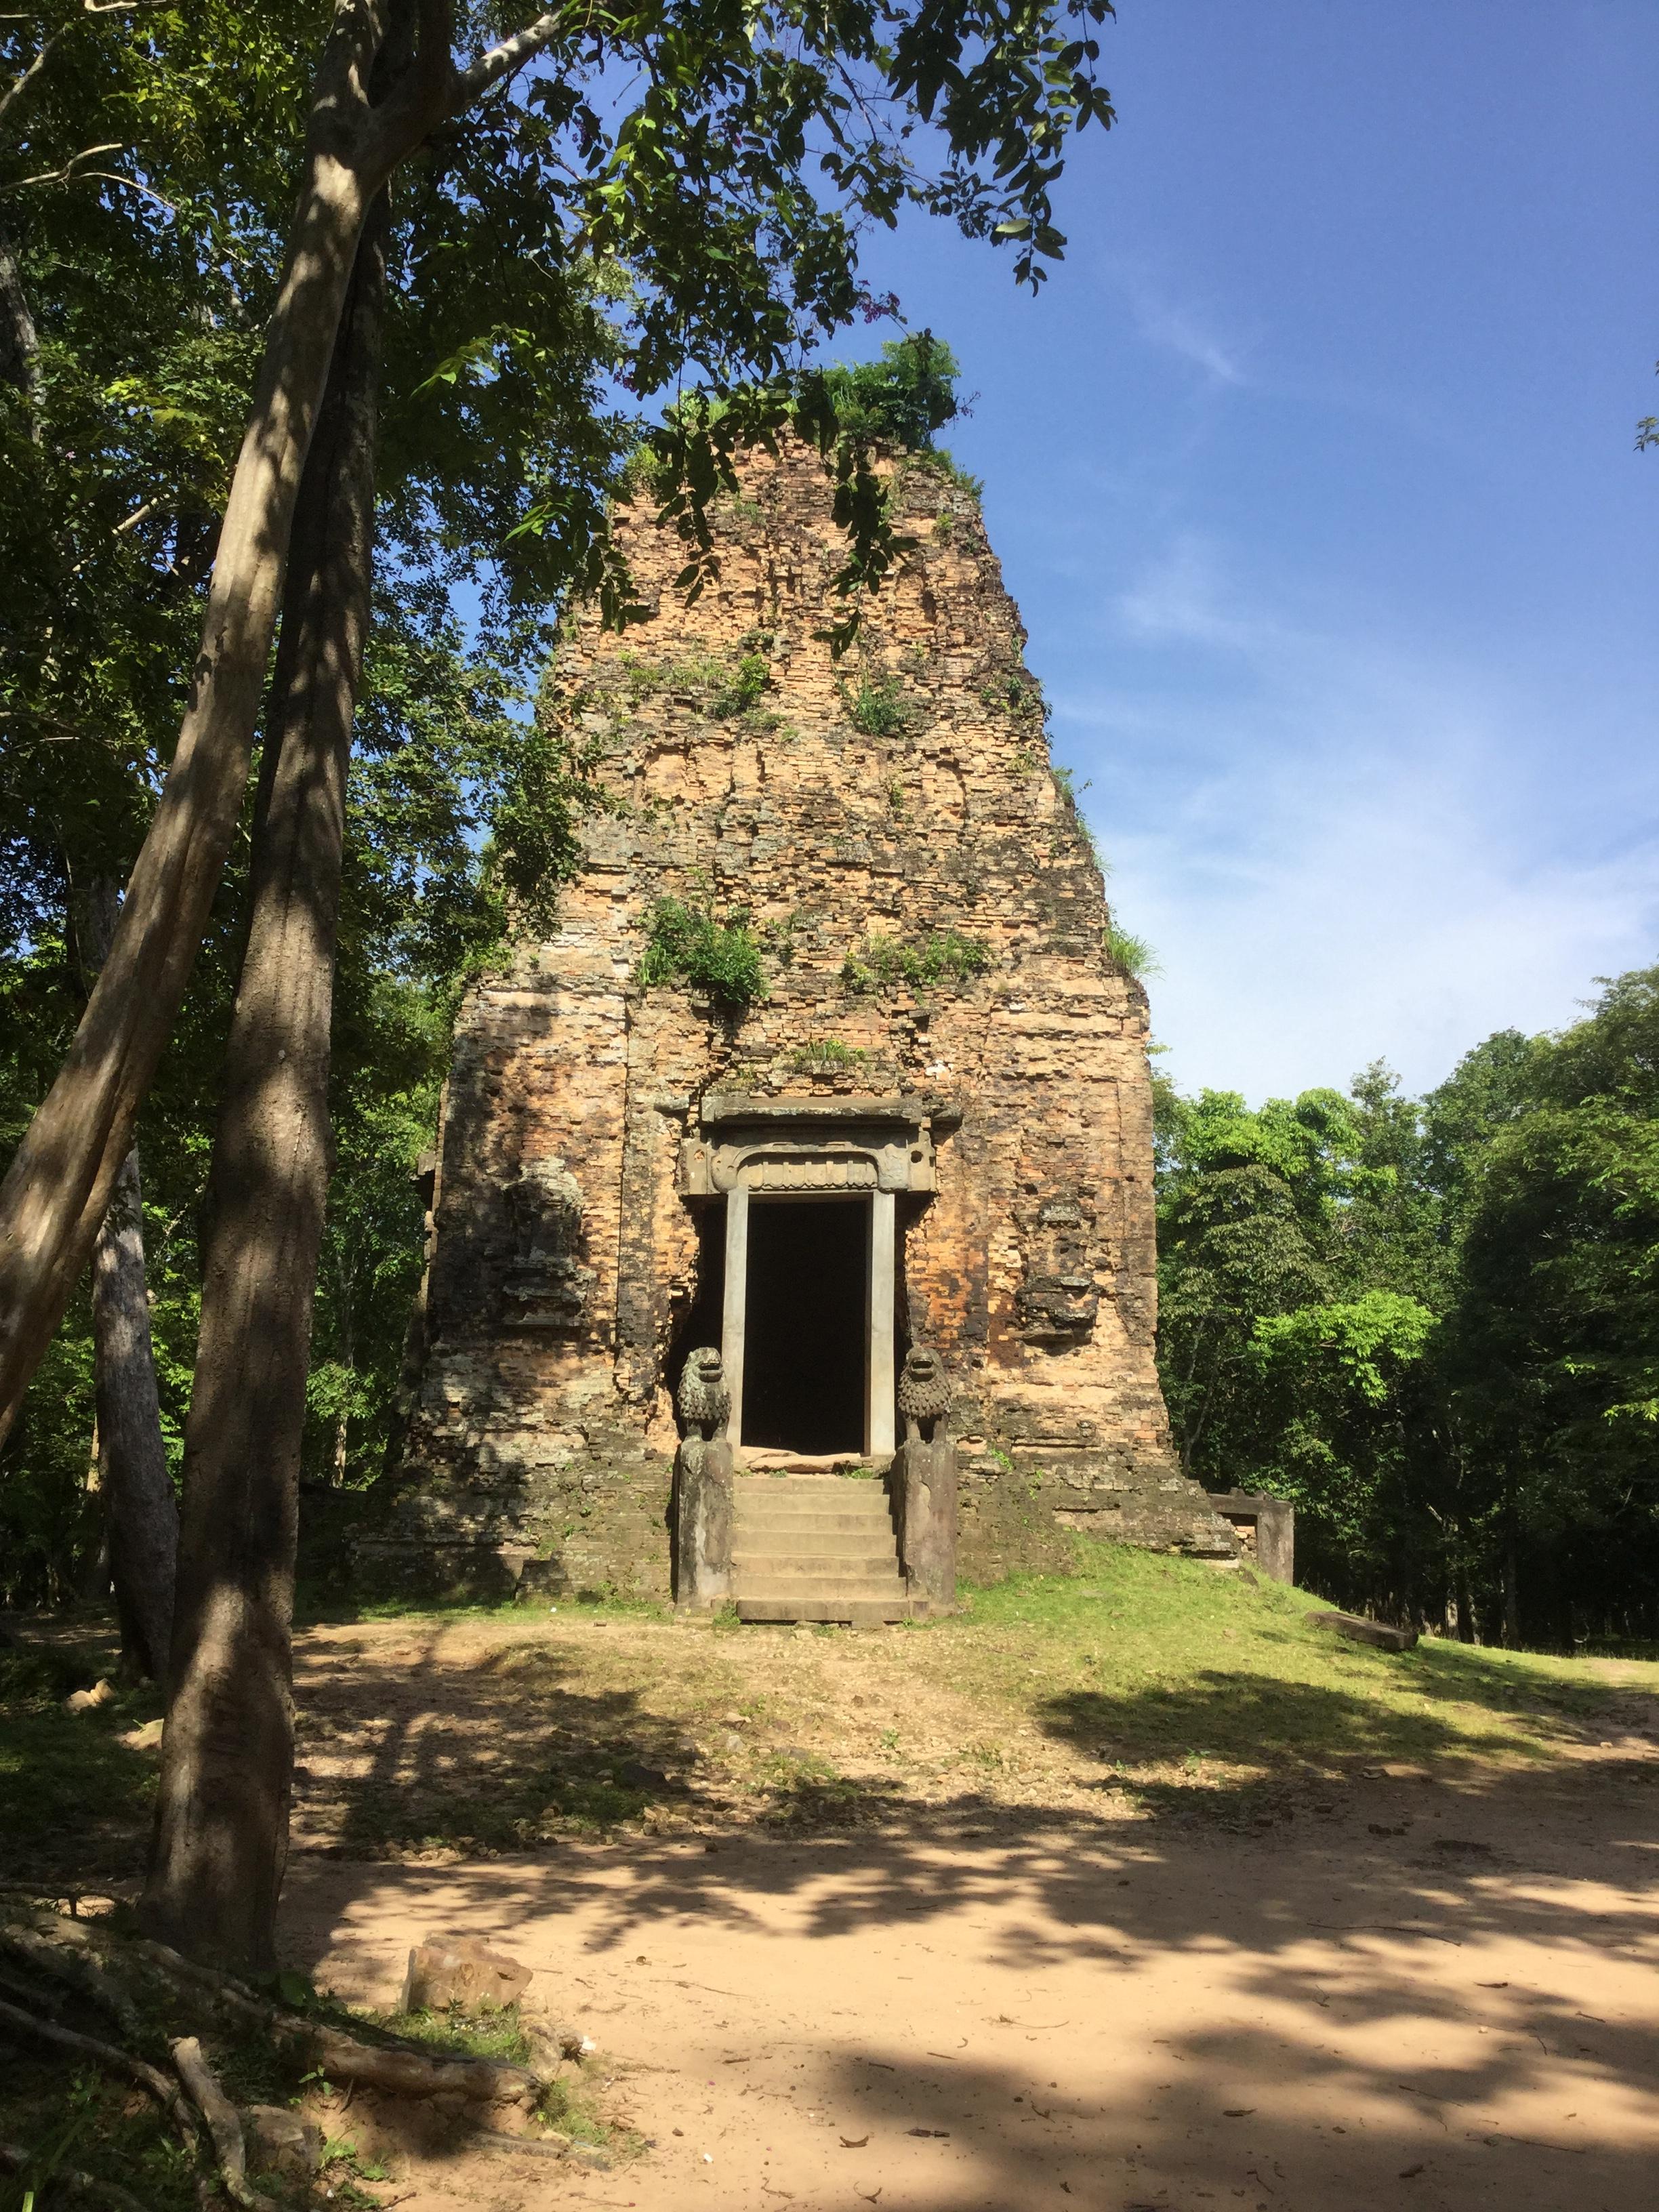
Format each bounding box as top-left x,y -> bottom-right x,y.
678,1094 -> 947,1197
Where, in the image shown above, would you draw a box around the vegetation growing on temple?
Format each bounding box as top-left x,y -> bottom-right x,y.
636,897 -> 771,1011
840,930 -> 995,994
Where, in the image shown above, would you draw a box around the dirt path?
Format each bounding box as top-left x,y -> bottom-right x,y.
284,1755 -> 1659,2212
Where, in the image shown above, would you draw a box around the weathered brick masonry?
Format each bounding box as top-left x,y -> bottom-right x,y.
378,438 -> 1235,1597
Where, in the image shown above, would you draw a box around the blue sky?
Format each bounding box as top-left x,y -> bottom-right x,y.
847,0 -> 1659,1103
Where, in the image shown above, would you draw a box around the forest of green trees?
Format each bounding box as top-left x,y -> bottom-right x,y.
1155,970 -> 1659,1645
1,0 -> 1654,1993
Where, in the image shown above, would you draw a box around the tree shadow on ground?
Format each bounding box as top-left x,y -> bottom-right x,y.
283,1733 -> 1659,2211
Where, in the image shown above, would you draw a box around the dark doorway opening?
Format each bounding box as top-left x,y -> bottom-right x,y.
743,1197 -> 866,1453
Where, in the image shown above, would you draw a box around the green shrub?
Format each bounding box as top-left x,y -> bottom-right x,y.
1106,923 -> 1160,980
818,332 -> 963,451
842,929 -> 991,994
636,897 -> 769,1010
1051,762 -> 1104,867
842,670 -> 912,738
789,1038 -> 869,1072
708,652 -> 771,719
614,649 -> 773,722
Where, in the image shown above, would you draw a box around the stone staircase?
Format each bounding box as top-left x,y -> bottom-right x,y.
732,1473 -> 911,1624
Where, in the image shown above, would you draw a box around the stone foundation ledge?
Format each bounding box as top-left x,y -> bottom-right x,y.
962,1447 -> 1241,1561
348,1536 -> 670,1605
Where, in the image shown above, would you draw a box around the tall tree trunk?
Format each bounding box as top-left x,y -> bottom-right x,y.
0,0 -> 465,1448
141,199 -> 386,1970
79,881 -> 180,1687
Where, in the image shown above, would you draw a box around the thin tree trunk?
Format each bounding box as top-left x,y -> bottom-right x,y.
1502,1539 -> 1519,1650
79,881 -> 180,1686
0,0 -> 468,1448
0,222 -> 41,419
141,198 -> 386,1970
92,1146 -> 178,1678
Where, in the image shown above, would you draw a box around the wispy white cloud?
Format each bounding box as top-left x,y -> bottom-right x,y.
1101,258 -> 1252,388
1054,544 -> 1659,1102
1130,295 -> 1246,386
1115,533 -> 1287,654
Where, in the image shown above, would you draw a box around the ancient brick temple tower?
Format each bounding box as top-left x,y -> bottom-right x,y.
378,437 -> 1235,1603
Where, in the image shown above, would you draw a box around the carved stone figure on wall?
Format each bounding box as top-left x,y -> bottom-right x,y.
1015,1193 -> 1100,1341
498,1160 -> 594,1333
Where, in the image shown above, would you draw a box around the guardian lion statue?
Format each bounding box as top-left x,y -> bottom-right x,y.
676,1346 -> 731,1441
897,1344 -> 952,1443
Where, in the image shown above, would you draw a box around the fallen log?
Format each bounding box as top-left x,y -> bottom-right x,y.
0,1925 -> 141,2036
306,2023 -> 541,2107
7,1921 -> 544,2112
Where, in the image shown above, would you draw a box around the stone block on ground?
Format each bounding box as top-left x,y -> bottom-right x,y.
402,1934 -> 533,2013
1309,1610 -> 1418,1654
243,2105 -> 325,2176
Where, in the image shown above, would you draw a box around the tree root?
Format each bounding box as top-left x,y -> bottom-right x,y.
0,1926 -> 141,2038
128,1936 -> 542,2106
126,1939 -> 271,2031
304,2023 -> 540,2107
1,2139 -> 153,2212
0,1996 -> 200,2152
170,2036 -> 255,2207
0,1962 -> 66,2016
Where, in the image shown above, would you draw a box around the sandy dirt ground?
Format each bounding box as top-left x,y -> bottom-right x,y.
283,1740 -> 1659,2212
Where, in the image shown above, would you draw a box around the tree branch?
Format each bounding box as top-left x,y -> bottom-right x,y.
451,6 -> 569,108
0,143 -> 123,192
0,21 -> 69,135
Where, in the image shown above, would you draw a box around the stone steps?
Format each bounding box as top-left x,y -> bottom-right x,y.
739,1530 -> 898,1565
731,1474 -> 909,1624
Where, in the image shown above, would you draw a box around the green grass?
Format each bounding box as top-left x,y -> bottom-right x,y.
942,1540 -> 1623,1782
10,1544 -> 1654,1902
378,2001 -> 535,2067
0,1642 -> 159,1885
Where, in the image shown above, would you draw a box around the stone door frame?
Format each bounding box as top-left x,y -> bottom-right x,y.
678,1092 -> 950,1460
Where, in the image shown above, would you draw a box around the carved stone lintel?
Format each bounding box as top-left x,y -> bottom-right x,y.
678,1097 -> 943,1197
673,1435 -> 734,1610
890,1436 -> 958,1614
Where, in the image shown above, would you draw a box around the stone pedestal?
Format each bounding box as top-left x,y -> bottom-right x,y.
1209,1490 -> 1294,1583
890,1436 -> 958,1614
673,1436 -> 734,1609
